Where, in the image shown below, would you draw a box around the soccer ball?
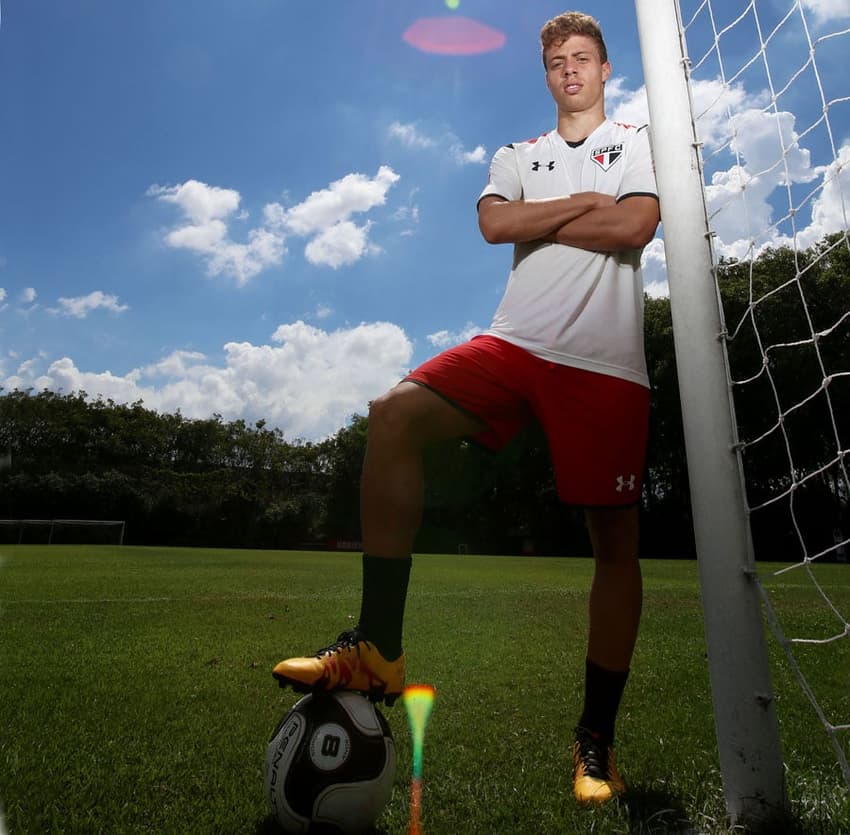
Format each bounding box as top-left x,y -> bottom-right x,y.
264,691 -> 396,834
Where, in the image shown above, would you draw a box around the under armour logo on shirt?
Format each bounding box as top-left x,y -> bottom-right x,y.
531,160 -> 555,171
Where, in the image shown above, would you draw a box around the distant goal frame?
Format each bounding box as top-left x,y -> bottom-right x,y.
0,519 -> 126,545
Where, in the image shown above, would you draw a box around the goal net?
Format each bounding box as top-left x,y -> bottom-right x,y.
636,0 -> 849,822
0,519 -> 126,546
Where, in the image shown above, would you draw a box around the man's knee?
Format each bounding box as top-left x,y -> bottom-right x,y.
585,506 -> 640,565
368,380 -> 483,446
368,383 -> 430,444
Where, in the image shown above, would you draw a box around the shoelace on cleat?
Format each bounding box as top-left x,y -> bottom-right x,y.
315,631 -> 372,658
575,728 -> 612,780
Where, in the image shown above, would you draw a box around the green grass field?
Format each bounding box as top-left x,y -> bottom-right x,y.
1,546 -> 848,834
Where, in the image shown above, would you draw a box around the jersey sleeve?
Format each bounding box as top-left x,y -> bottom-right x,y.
478,144 -> 523,206
618,126 -> 658,201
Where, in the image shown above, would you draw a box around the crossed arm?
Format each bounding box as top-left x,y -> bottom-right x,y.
478,192 -> 660,252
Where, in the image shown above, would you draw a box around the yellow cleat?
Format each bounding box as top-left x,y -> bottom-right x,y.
272,630 -> 405,706
572,726 -> 626,805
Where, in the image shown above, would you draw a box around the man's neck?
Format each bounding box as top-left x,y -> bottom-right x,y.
557,110 -> 606,144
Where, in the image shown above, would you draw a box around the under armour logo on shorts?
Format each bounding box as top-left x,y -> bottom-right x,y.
615,474 -> 636,493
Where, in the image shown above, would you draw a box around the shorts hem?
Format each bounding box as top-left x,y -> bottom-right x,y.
402,376 -> 492,441
564,499 -> 642,510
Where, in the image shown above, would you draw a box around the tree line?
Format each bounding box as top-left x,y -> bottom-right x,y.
1,234 -> 847,559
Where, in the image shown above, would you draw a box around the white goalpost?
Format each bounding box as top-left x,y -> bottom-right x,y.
635,0 -> 849,825
634,0 -> 785,822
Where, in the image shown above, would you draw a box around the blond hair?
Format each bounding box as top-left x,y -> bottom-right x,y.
540,12 -> 607,68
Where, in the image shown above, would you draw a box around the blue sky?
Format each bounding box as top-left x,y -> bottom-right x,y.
1,0 -> 847,441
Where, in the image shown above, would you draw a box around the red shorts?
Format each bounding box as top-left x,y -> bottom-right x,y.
405,335 -> 650,507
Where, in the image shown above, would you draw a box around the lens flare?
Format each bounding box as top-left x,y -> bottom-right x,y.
403,684 -> 436,835
445,0 -> 460,9
403,17 -> 506,56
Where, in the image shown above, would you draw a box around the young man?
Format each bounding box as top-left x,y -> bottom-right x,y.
274,12 -> 660,806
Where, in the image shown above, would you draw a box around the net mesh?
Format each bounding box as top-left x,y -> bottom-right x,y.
679,0 -> 849,789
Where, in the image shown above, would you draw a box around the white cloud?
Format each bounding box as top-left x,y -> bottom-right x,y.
690,79 -> 768,151
151,167 -> 399,282
613,69 -> 848,278
607,76 -> 767,158
304,220 -> 378,268
16,356 -> 43,377
801,0 -> 850,21
12,287 -> 38,315
149,179 -> 241,224
452,144 -> 487,165
276,167 -> 400,236
52,291 -> 129,319
427,321 -> 482,349
729,109 -> 815,185
166,218 -> 228,251
143,349 -> 206,379
6,321 -> 414,441
641,238 -> 669,298
606,77 -> 650,126
392,205 -> 420,224
388,121 -> 487,166
205,227 -> 286,284
643,280 -> 670,300
391,188 -> 421,237
150,179 -> 285,284
4,354 -> 46,391
798,141 -> 850,248
388,121 -> 436,150
698,100 -> 839,257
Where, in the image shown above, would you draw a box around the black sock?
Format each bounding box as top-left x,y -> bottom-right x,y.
578,658 -> 630,744
355,554 -> 412,661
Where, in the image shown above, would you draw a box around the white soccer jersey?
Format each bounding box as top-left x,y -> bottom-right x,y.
478,119 -> 658,387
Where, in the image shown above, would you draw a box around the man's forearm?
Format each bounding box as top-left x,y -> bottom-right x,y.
550,196 -> 660,252
478,192 -> 612,245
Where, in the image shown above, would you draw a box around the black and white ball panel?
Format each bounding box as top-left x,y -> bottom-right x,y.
265,691 -> 395,833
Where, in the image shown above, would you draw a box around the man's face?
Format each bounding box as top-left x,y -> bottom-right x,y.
544,34 -> 611,114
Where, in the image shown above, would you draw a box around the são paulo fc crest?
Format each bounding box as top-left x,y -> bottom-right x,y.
591,143 -> 623,171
